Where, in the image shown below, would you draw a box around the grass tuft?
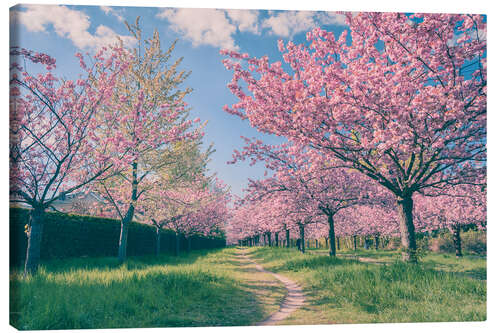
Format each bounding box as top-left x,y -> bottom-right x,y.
247,247 -> 486,325
10,248 -> 282,330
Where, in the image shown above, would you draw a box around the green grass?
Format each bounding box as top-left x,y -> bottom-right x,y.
10,246 -> 486,329
308,248 -> 486,280
247,246 -> 486,325
10,248 -> 285,330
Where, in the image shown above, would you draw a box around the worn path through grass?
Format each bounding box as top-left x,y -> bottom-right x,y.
235,248 -> 306,325
246,246 -> 486,325
10,247 -> 287,330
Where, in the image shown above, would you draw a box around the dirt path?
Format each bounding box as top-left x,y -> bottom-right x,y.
235,248 -> 305,326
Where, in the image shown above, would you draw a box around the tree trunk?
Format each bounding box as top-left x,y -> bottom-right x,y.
175,232 -> 181,256
118,212 -> 133,263
364,236 -> 369,249
155,226 -> 161,256
353,235 -> 357,251
316,239 -> 318,248
375,235 -> 380,250
336,236 -> 340,251
324,237 -> 328,249
299,224 -> 305,254
327,214 -> 336,257
286,229 -> 290,248
24,206 -> 45,276
118,161 -> 138,263
275,232 -> 279,247
452,225 -> 463,258
187,236 -> 192,252
397,195 -> 418,262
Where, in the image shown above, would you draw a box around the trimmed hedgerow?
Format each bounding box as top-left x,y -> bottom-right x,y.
10,208 -> 225,267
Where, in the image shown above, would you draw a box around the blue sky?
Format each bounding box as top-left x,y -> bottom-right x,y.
9,4 -> 349,198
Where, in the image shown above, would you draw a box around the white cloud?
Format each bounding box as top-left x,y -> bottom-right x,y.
263,10 -> 346,38
100,6 -> 125,22
447,28 -> 486,47
156,8 -> 346,50
11,5 -> 135,50
157,8 -> 238,50
319,12 -> 347,26
225,9 -> 260,34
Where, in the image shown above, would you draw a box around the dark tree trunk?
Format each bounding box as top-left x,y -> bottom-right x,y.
336,236 -> 340,251
327,214 -> 336,257
286,229 -> 290,248
275,232 -> 279,247
118,211 -> 133,263
353,235 -> 357,251
299,224 -> 305,253
118,161 -> 138,263
187,236 -> 192,252
452,225 -> 463,258
375,235 -> 380,250
316,239 -> 318,248
266,232 -> 271,247
364,236 -> 369,249
325,237 -> 328,249
155,226 -> 161,256
24,206 -> 45,276
397,195 -> 418,262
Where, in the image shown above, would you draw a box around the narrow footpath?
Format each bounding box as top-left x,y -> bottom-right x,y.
235,248 -> 306,326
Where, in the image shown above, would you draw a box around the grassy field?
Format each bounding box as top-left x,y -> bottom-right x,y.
247,246 -> 486,325
10,248 -> 286,330
309,248 -> 486,280
10,246 -> 487,329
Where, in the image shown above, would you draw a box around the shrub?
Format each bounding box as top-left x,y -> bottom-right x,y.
428,230 -> 486,256
428,232 -> 455,253
386,237 -> 401,250
462,230 -> 486,255
9,208 -> 225,267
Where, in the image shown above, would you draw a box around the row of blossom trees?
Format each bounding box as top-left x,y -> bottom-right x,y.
10,18 -> 229,275
224,12 -> 486,262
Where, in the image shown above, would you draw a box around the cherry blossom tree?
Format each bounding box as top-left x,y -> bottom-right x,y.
90,20 -> 203,262
10,46 -> 127,275
414,181 -> 486,257
337,204 -> 399,251
231,140 -> 377,256
222,13 -> 486,261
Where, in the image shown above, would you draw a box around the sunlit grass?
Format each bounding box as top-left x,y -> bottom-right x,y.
247,247 -> 486,325
10,248 -> 284,330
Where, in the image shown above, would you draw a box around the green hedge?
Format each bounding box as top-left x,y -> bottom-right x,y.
9,208 -> 225,267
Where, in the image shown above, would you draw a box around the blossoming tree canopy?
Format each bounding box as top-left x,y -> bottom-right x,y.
89,20 -> 204,262
230,138 -> 384,255
10,46 -> 128,274
221,13 -> 486,261
139,177 -> 230,255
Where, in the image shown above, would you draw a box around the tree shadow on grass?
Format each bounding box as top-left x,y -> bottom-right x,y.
10,256 -> 269,330
12,249 -> 223,275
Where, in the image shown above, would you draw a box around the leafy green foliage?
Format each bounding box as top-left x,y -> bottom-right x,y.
10,208 -> 225,266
